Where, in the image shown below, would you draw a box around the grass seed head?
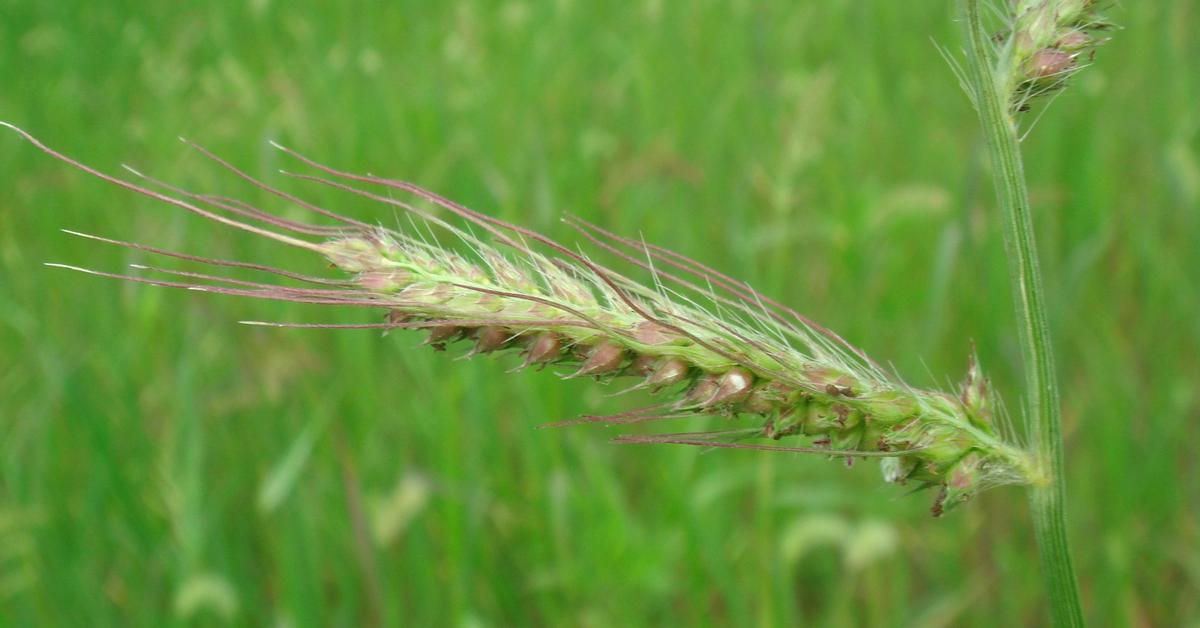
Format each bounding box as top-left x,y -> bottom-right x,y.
999,0 -> 1113,112
7,124 -> 1041,516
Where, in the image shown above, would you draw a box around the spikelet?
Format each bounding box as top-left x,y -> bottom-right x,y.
4,123 -> 1042,515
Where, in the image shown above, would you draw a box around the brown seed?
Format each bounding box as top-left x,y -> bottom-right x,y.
474,326 -> 511,354
710,368 -> 753,405
646,357 -> 689,388
686,375 -> 721,405
426,325 -> 462,350
628,354 -> 658,376
575,341 -> 626,376
526,332 -> 563,364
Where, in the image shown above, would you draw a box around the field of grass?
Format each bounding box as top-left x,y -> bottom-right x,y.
1,1 -> 1197,625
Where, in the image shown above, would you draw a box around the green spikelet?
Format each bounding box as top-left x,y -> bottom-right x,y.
5,122 -> 1042,516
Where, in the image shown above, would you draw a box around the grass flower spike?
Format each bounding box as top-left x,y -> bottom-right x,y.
6,122 -> 1038,516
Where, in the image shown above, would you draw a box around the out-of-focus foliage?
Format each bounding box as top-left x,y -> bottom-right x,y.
1,1 -> 1196,625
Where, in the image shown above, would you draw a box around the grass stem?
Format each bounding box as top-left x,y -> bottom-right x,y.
961,1 -> 1084,624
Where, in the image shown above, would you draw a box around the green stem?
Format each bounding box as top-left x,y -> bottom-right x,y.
961,2 -> 1084,625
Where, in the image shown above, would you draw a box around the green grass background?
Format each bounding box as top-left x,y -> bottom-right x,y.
1,1 -> 1197,625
